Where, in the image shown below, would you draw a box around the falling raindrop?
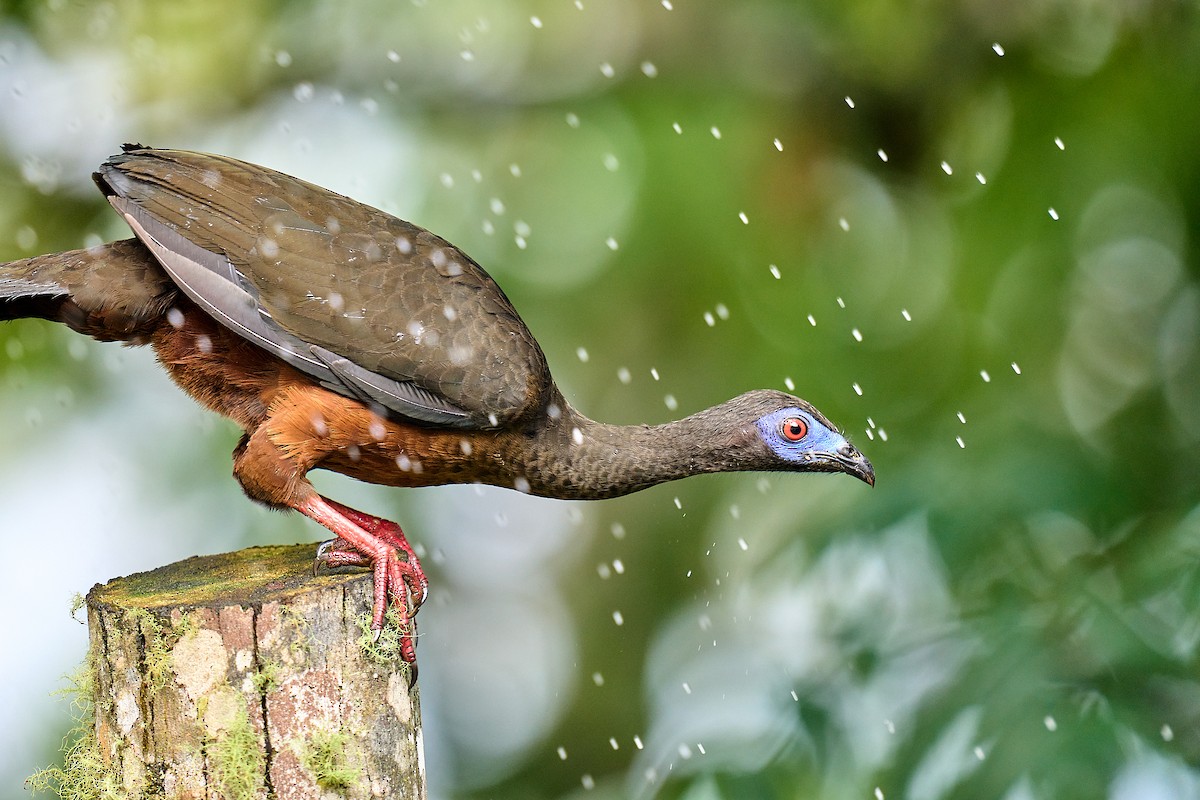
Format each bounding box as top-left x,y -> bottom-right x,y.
877,149 -> 889,162
634,735 -> 644,750
853,383 -> 863,396
592,672 -> 604,686
605,236 -> 619,250
609,737 -> 619,750
710,126 -> 722,139
844,96 -> 856,108
557,746 -> 567,760
957,412 -> 966,423
901,308 -> 912,321
1011,362 -> 1022,375
769,264 -> 781,279
807,314 -> 816,326
672,122 -> 683,134
1048,207 -> 1059,220
875,788 -> 885,800
662,0 -> 673,8
514,477 -> 531,493
611,522 -> 625,539
1044,715 -> 1058,732
576,347 -> 589,362
581,774 -> 595,790
974,746 -> 986,760
1054,136 -> 1065,150
738,211 -> 749,224
838,217 -> 850,231
1162,724 -> 1174,742
650,367 -> 660,381
612,610 -> 624,626
682,682 -> 691,694
852,328 -> 863,342
678,744 -> 693,759
597,563 -> 612,579
976,172 -> 987,184
603,153 -> 619,171
737,537 -> 748,551
715,303 -> 729,320
664,395 -> 678,411
704,311 -> 715,327
992,42 -> 1005,56
509,163 -> 522,177
940,161 -> 953,175
784,377 -> 795,391
599,62 -> 615,78
530,15 -> 543,28
566,112 -> 580,128
612,559 -> 624,574
773,138 -> 783,151
836,297 -> 846,308
673,497 -> 682,510
980,370 -> 991,382
640,61 -> 658,78
617,367 -> 631,384
956,436 -> 966,449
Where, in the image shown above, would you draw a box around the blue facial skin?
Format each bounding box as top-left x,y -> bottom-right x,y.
754,407 -> 848,465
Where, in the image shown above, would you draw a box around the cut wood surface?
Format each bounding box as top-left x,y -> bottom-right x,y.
86,543 -> 424,800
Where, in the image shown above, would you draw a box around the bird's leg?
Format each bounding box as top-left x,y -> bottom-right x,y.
313,498 -> 429,611
294,494 -> 419,666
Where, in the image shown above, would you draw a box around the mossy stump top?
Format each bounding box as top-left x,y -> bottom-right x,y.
86,543 -> 424,800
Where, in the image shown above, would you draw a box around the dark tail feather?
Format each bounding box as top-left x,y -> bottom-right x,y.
0,238 -> 177,341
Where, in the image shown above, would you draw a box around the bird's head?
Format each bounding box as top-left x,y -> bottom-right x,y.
712,389 -> 875,486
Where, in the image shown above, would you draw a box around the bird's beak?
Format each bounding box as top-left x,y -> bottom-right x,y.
832,442 -> 875,487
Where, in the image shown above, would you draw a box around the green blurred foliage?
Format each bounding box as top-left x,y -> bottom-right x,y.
2,1 -> 1199,798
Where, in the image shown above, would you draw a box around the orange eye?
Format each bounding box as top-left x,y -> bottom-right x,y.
780,417 -> 808,441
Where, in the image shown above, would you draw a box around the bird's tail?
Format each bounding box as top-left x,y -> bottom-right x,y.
0,238 -> 176,341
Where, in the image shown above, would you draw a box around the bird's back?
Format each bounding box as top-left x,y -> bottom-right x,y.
95,147 -> 552,429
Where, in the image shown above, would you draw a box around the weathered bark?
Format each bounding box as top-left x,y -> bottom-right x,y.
86,543 -> 424,799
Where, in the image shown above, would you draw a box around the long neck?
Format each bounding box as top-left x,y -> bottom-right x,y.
501,399 -> 752,500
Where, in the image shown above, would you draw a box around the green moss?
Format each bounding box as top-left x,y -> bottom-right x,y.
69,593 -> 86,623
251,659 -> 280,694
26,658 -> 125,800
206,707 -> 264,800
281,604 -> 313,662
127,607 -> 198,694
355,608 -> 412,676
300,729 -> 361,793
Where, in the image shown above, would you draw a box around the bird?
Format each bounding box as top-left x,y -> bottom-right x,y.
0,145 -> 874,673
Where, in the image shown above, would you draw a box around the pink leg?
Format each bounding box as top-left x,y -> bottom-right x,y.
312,498 -> 429,611
296,495 -> 422,670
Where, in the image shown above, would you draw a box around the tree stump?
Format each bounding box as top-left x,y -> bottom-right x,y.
85,543 -> 425,800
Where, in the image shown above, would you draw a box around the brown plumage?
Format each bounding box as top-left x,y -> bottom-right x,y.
0,145 -> 873,675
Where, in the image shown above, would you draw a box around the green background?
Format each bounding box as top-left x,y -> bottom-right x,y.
1,1 -> 1198,798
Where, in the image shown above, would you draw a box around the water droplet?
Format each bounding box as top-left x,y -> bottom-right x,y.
1162,724 -> 1174,742
572,427 -> 584,445
386,49 -> 400,63
1048,207 -> 1059,220
514,476 -> 531,493
605,236 -> 619,250
901,308 -> 912,321
773,138 -> 783,151
790,690 -> 799,701
992,42 -> 1005,56
738,211 -> 749,224
576,347 -> 589,362
581,774 -> 595,790
611,522 -> 625,539
557,746 -> 567,760
275,50 -> 292,67
874,788 -> 885,800
980,370 -> 991,382
710,126 -> 721,139
838,217 -> 850,231
530,15 -> 543,28
940,161 -> 953,175
612,559 -> 624,574
974,746 -> 986,760
769,264 -> 781,279
166,308 -> 185,329
678,743 -> 693,759
592,671 -> 604,686
662,0 -> 673,8
729,504 -> 740,519
737,537 -> 748,551
807,314 -> 816,326
640,61 -> 658,78
715,303 -> 729,320
879,429 -> 888,441
704,311 -> 715,327
597,563 -> 612,579
15,225 -> 37,251
650,367 -> 660,381
845,96 -> 856,108
957,411 -> 966,424
852,328 -> 863,342
602,153 -> 620,172
196,334 -> 213,354
460,49 -> 474,61
608,737 -> 619,750
784,377 -> 795,391
617,367 -> 631,384
293,82 -> 315,102
672,122 -> 683,134
489,197 -> 506,215
836,297 -> 846,308
634,735 -> 644,750
459,439 -> 472,455
566,112 -> 580,128
509,163 -> 522,177
885,718 -> 896,733
612,610 -> 624,626
956,436 -> 966,448
599,62 -> 615,78
1054,136 -> 1065,150
976,172 -> 987,184
1011,362 -> 1021,375
852,382 -> 863,396
877,149 -> 889,162
439,172 -> 454,189
682,682 -> 692,694
1044,715 -> 1057,732
396,236 -> 413,254
673,496 -> 682,509
866,429 -> 875,440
